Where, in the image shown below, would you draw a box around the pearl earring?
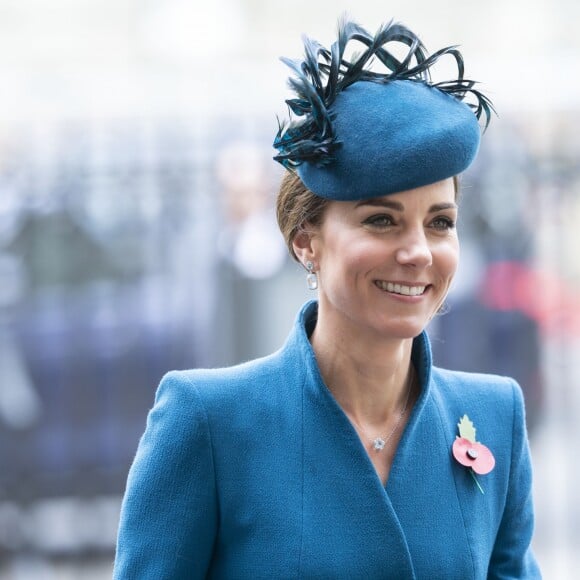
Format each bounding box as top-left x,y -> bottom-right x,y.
305,261 -> 318,290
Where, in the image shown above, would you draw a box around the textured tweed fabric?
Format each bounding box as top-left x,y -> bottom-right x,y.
114,300 -> 540,579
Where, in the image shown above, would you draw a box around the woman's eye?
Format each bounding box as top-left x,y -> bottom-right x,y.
363,214 -> 394,228
431,216 -> 456,230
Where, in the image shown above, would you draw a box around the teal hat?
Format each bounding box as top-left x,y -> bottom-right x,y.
273,19 -> 494,201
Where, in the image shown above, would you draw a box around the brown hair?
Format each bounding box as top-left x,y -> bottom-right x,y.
276,171 -> 328,262
276,171 -> 461,262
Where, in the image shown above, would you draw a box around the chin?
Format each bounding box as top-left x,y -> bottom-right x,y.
369,319 -> 428,341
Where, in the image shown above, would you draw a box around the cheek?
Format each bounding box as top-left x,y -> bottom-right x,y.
315,230 -> 371,267
331,240 -> 384,281
440,240 -> 460,280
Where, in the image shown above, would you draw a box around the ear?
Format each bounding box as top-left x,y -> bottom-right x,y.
292,227 -> 316,268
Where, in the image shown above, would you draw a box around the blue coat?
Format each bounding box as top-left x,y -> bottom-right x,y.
114,301 -> 540,579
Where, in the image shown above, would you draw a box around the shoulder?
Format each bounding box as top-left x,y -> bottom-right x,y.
432,366 -> 523,410
154,342 -> 303,416
430,366 -> 527,447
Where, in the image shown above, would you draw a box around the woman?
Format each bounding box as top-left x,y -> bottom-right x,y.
114,18 -> 541,579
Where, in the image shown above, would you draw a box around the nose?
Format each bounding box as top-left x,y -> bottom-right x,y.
395,228 -> 433,268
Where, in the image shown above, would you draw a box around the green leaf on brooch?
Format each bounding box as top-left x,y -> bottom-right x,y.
457,414 -> 477,443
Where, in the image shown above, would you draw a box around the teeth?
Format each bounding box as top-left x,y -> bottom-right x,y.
376,281 -> 426,296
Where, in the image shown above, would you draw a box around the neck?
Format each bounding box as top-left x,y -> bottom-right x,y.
309,309 -> 416,427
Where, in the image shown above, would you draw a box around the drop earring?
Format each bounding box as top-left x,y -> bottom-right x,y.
305,261 -> 318,290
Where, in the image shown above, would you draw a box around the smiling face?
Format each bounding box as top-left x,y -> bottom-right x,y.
293,178 -> 459,341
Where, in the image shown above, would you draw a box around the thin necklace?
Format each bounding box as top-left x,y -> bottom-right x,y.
357,366 -> 414,452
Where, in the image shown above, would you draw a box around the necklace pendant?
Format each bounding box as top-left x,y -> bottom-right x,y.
372,437 -> 386,451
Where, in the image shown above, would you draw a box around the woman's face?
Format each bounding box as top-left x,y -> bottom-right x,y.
303,178 -> 459,340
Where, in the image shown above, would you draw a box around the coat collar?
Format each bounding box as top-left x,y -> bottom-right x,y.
287,299 -> 433,405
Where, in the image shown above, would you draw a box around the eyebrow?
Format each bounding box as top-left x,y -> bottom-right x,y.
428,202 -> 458,212
355,199 -> 458,212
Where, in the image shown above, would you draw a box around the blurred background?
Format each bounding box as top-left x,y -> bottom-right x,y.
0,0 -> 578,577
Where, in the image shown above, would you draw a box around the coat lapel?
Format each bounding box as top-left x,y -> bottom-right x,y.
384,334 -> 476,578
290,302 -> 417,578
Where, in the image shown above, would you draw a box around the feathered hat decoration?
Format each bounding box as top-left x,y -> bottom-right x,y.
273,17 -> 495,201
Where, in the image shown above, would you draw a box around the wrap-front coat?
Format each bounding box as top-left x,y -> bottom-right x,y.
114,301 -> 540,579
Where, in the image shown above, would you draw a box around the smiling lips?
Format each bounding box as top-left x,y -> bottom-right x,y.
374,280 -> 428,296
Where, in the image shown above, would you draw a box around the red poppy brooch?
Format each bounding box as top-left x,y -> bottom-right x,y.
452,415 -> 495,494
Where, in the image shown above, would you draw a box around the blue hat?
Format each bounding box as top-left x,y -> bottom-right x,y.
273,19 -> 494,201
